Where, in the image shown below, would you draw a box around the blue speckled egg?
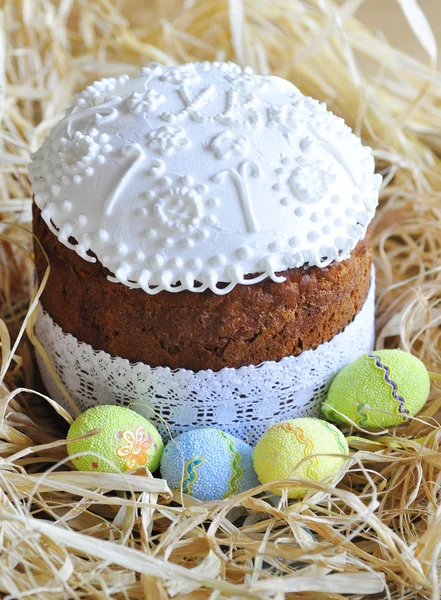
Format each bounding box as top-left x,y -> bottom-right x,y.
160,428 -> 259,501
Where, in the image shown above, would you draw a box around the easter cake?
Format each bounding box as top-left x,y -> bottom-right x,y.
29,61 -> 380,442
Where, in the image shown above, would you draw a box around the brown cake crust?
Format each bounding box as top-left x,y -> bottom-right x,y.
33,205 -> 372,371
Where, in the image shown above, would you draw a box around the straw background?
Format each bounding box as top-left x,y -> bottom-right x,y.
1,0 -> 441,598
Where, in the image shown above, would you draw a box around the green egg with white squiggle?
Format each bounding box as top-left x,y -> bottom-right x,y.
322,349 -> 431,428
160,428 -> 258,501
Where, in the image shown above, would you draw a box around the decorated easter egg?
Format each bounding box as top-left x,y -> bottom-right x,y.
322,349 -> 431,427
253,417 -> 348,499
67,405 -> 163,473
160,428 -> 259,501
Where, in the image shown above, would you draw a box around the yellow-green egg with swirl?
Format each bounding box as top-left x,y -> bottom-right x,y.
322,350 -> 430,427
253,417 -> 348,499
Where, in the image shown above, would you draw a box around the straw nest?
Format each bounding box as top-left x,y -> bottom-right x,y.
1,1 -> 441,598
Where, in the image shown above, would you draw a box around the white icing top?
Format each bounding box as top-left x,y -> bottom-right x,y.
29,61 -> 381,295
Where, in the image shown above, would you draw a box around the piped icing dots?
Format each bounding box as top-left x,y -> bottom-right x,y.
28,61 -> 381,295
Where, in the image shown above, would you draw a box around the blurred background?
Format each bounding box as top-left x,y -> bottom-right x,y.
355,0 -> 441,62
126,0 -> 441,65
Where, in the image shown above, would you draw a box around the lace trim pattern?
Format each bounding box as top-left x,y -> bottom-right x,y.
34,269 -> 375,445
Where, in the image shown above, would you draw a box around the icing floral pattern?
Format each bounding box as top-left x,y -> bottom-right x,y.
289,162 -> 334,204
154,184 -> 205,232
146,125 -> 191,156
58,128 -> 111,177
268,104 -> 304,132
116,426 -> 153,470
225,68 -> 269,91
268,97 -> 327,133
126,89 -> 165,114
144,174 -> 213,235
73,75 -> 129,110
160,63 -> 201,85
273,156 -> 336,206
211,130 -> 250,159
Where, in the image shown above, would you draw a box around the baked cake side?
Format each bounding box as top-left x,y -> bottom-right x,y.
34,206 -> 371,371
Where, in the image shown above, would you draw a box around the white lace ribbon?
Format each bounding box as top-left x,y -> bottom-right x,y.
34,268 -> 375,445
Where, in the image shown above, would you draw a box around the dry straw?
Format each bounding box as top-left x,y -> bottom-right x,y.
1,0 -> 441,598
